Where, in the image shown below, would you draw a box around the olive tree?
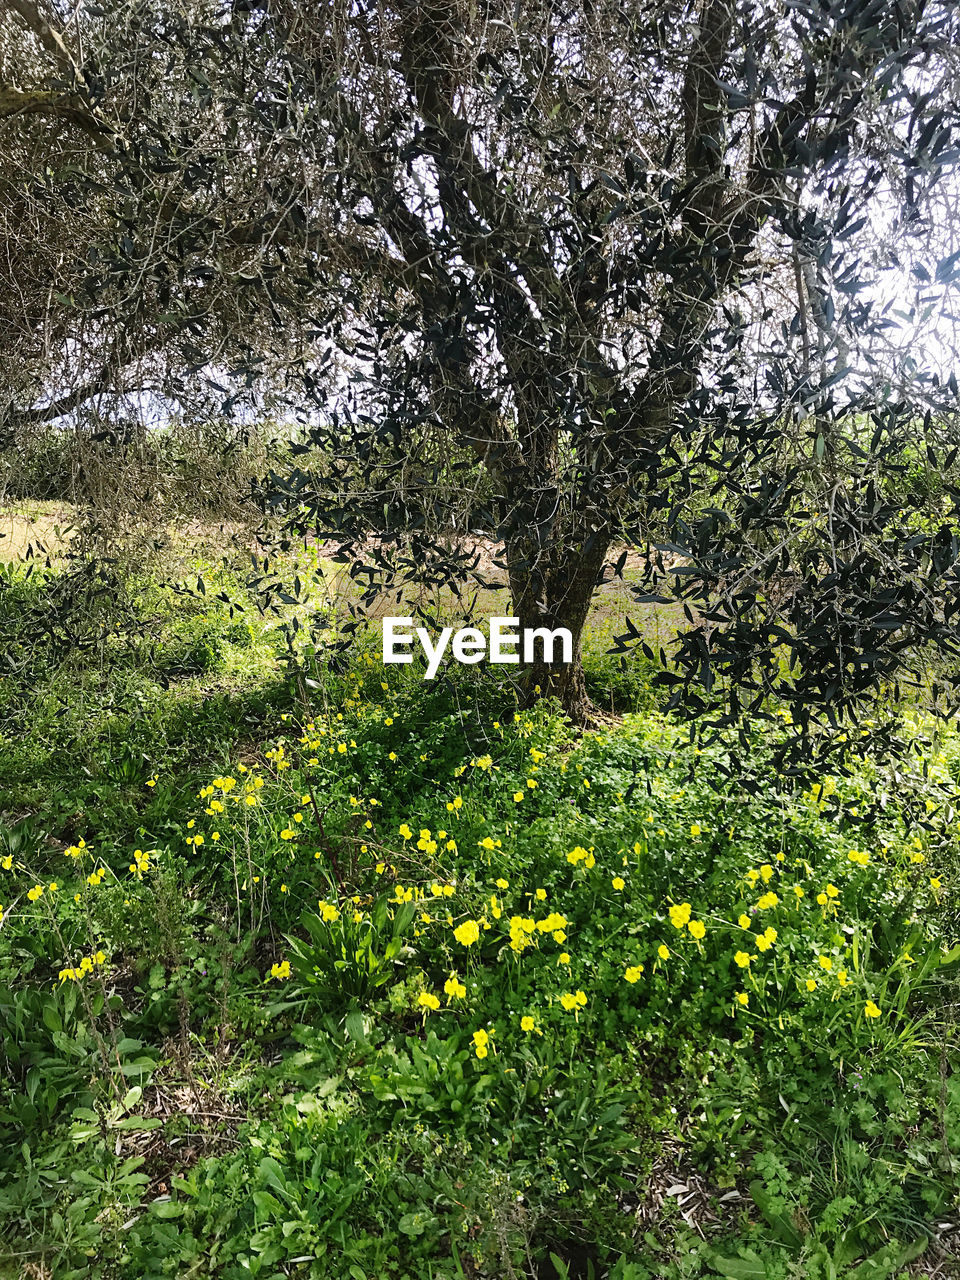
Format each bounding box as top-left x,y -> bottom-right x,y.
4,0 -> 960,745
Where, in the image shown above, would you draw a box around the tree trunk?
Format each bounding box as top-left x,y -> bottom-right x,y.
508,530 -> 612,725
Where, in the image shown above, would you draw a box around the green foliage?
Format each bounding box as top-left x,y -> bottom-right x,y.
287,895 -> 419,1008
0,420 -> 282,516
1,554 -> 959,1278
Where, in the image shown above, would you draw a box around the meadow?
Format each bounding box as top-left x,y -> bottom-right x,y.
0,505 -> 958,1280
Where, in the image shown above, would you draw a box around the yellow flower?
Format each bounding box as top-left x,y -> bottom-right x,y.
910,851 -> 925,864
757,892 -> 779,910
611,877 -> 625,891
520,1015 -> 535,1032
668,902 -> 691,929
444,976 -> 466,999
738,914 -> 751,930
735,991 -> 749,1007
417,993 -> 440,1011
755,933 -> 771,952
759,864 -> 774,883
566,845 -> 594,867
734,950 -> 752,968
763,926 -> 776,943
658,944 -> 670,960
818,954 -> 833,971
816,892 -> 828,906
495,878 -> 509,889
624,965 -> 644,983
690,823 -> 701,837
269,960 -> 291,980
864,1000 -> 881,1018
558,952 -> 571,965
931,877 -> 942,891
826,884 -> 839,898
279,828 -> 295,840
399,823 -> 412,840
805,978 -> 817,991
535,888 -> 547,900
453,919 -> 480,947
513,791 -> 524,803
688,920 -> 706,940
848,849 -> 869,866
560,991 -> 587,1012
27,885 -> 43,902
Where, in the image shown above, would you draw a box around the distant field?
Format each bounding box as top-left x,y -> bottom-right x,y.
0,499 -> 687,654
0,500 -> 75,561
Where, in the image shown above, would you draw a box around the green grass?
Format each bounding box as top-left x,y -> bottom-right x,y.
0,540 -> 958,1280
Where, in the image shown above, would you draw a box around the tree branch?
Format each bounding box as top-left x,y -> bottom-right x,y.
4,369 -> 113,430
0,82 -> 114,140
2,0 -> 117,142
4,0 -> 83,83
